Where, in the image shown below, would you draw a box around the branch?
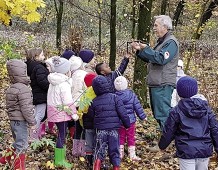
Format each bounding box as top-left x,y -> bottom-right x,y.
67,0 -> 109,23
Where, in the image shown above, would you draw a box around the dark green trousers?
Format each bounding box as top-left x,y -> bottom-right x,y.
149,85 -> 174,131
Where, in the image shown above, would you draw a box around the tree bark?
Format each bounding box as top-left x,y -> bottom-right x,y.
109,0 -> 116,70
133,0 -> 153,108
173,0 -> 185,28
54,0 -> 64,53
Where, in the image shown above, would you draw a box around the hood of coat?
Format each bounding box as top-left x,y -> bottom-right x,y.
7,59 -> 30,85
92,75 -> 110,96
178,94 -> 209,119
115,89 -> 133,102
48,72 -> 72,86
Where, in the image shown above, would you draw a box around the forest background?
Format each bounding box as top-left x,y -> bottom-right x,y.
0,0 -> 218,169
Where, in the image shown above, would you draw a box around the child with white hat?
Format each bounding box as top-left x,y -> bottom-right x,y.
114,76 -> 147,161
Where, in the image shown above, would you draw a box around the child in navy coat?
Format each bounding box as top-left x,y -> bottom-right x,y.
88,75 -> 130,170
114,76 -> 146,161
159,76 -> 218,170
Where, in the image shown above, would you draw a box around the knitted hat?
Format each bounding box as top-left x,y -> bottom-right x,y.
79,49 -> 94,63
69,56 -> 83,71
84,72 -> 97,87
61,49 -> 76,60
114,76 -> 128,91
176,76 -> 198,98
45,56 -> 58,73
178,59 -> 184,68
52,57 -> 71,74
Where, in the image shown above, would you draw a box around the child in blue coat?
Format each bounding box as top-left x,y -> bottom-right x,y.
159,76 -> 218,170
114,76 -> 146,161
88,75 -> 130,170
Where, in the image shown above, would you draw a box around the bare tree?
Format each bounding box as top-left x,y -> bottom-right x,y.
173,0 -> 185,28
193,0 -> 218,39
54,0 -> 64,53
133,0 -> 153,107
161,0 -> 168,15
109,0 -> 116,70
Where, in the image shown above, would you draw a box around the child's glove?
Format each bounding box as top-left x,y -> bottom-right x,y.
72,114 -> 79,121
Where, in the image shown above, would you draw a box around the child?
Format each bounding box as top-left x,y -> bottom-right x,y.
61,49 -> 76,60
38,57 -> 58,137
47,57 -> 78,168
159,76 -> 218,170
25,48 -> 50,141
79,72 -> 97,167
69,56 -> 88,139
79,49 -> 95,72
0,59 -> 36,169
95,54 -> 129,92
88,75 -> 130,170
114,76 -> 146,161
171,59 -> 186,107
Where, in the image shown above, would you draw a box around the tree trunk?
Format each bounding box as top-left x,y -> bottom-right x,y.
131,0 -> 136,39
54,0 -> 64,53
173,0 -> 185,28
193,0 -> 218,39
133,0 -> 153,108
109,0 -> 116,70
160,0 -> 168,15
97,0 -> 102,54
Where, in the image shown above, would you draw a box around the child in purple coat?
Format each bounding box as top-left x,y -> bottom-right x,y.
88,75 -> 130,170
114,76 -> 146,161
159,76 -> 218,170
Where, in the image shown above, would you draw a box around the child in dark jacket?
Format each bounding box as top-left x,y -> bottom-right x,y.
95,54 -> 129,93
0,59 -> 36,169
25,48 -> 50,141
88,75 -> 130,170
159,76 -> 218,170
114,76 -> 146,161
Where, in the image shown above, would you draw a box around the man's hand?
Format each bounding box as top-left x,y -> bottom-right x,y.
139,42 -> 147,49
130,41 -> 141,50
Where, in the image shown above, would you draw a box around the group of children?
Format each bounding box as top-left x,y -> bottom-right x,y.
0,47 -> 218,170
0,48 -> 147,170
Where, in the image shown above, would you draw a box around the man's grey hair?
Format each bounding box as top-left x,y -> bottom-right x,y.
154,15 -> 173,30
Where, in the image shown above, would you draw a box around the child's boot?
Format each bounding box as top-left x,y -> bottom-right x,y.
128,146 -> 141,161
93,159 -> 101,170
48,122 -> 55,134
119,145 -> 124,159
86,154 -> 93,167
113,166 -> 119,170
0,147 -> 15,164
54,146 -> 72,168
39,122 -> 46,138
13,153 -> 26,170
69,127 -> 75,139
